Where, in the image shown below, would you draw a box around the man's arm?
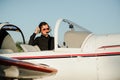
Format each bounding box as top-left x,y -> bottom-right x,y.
29,27 -> 40,45
28,33 -> 36,45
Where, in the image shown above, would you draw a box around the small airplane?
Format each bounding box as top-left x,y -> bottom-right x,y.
0,18 -> 120,80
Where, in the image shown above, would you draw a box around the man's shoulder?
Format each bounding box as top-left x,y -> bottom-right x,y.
50,36 -> 54,39
35,36 -> 41,40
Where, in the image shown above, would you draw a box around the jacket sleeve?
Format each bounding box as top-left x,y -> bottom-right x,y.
28,33 -> 37,45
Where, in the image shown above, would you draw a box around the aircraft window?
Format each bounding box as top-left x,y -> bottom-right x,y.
57,20 -> 91,48
64,30 -> 90,48
1,24 -> 25,44
8,31 -> 23,52
57,22 -> 69,47
0,30 -> 18,53
2,25 -> 18,30
0,23 -> 25,53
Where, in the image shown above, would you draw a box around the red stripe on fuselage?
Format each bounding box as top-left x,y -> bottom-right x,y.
12,52 -> 120,60
99,45 -> 120,49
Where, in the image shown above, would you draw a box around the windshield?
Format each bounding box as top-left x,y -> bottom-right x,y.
54,19 -> 91,49
0,23 -> 25,44
0,23 -> 25,53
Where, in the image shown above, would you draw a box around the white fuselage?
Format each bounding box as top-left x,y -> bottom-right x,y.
2,51 -> 120,80
37,55 -> 120,80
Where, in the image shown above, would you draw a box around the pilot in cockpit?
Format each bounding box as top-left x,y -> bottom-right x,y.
29,22 -> 54,51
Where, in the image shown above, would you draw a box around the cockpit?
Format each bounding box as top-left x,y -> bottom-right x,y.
54,19 -> 92,50
0,22 -> 25,53
0,19 -> 92,53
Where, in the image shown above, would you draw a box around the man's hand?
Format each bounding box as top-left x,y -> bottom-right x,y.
34,27 -> 40,34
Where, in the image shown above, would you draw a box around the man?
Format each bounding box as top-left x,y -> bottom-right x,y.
29,22 -> 54,51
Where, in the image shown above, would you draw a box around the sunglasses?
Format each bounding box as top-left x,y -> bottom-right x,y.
42,28 -> 50,31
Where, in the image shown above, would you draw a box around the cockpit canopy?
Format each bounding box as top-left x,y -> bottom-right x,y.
54,19 -> 92,49
0,22 -> 25,53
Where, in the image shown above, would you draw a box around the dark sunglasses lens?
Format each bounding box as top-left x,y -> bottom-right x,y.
43,28 -> 49,31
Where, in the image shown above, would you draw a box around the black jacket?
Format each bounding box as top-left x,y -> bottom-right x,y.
29,33 -> 54,50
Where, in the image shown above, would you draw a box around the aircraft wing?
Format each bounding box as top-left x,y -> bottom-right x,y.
0,56 -> 57,79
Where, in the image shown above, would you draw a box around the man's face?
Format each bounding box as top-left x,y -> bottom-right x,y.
41,24 -> 50,36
